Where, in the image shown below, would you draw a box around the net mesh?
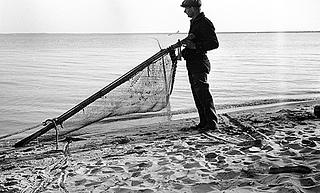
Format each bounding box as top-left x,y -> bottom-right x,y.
43,52 -> 177,138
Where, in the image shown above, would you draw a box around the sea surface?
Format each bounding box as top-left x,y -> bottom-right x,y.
0,33 -> 320,136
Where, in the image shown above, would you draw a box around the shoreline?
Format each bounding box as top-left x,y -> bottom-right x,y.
1,98 -> 319,146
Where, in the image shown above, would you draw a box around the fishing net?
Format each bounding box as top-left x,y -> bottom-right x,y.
9,46 -> 180,146
60,53 -> 177,135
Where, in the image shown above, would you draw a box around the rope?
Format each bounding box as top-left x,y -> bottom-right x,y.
44,118 -> 59,150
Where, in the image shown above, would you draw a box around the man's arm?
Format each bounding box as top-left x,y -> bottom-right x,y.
196,20 -> 219,52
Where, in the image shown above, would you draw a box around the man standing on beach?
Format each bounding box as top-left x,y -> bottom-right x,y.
180,0 -> 219,132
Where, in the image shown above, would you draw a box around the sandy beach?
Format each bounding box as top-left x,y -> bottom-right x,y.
1,99 -> 320,193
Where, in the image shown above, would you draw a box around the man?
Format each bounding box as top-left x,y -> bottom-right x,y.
180,0 -> 219,132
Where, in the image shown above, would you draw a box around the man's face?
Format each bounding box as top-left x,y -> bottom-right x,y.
184,7 -> 195,18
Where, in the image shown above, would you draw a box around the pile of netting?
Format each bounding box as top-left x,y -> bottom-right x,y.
10,44 -> 181,147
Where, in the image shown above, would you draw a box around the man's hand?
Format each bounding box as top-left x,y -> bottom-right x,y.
181,39 -> 196,49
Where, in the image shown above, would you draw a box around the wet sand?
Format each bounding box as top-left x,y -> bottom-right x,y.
1,100 -> 320,193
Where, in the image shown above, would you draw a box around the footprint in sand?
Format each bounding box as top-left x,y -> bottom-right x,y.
299,147 -> 316,154
300,177 -> 317,187
74,178 -> 87,186
205,152 -> 218,162
302,139 -> 317,147
216,170 -> 240,180
283,143 -> 303,150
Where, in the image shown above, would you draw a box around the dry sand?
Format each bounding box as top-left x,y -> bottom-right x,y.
1,100 -> 320,193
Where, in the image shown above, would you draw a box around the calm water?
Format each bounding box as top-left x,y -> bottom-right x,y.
0,33 -> 320,135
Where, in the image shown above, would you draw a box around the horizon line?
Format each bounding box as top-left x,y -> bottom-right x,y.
1,30 -> 320,35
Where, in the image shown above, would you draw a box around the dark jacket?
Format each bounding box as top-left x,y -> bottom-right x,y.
182,12 -> 219,73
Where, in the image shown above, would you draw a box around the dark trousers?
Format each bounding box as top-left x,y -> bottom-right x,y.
188,72 -> 218,125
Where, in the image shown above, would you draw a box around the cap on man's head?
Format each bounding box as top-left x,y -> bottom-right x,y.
180,0 -> 202,7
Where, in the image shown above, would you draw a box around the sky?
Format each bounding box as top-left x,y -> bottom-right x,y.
0,0 -> 320,33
